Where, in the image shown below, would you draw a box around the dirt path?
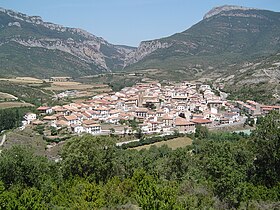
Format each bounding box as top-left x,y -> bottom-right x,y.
0,134 -> 6,146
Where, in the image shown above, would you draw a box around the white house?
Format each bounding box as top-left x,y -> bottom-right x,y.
83,123 -> 101,135
24,113 -> 37,124
72,124 -> 84,134
37,106 -> 53,114
63,115 -> 78,125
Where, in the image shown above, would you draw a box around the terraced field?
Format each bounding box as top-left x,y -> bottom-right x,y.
0,102 -> 34,109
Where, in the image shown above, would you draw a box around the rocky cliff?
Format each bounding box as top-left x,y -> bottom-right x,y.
0,7 -> 135,77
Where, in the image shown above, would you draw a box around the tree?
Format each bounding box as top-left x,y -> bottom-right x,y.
195,125 -> 209,139
61,135 -> 116,182
129,119 -> 139,131
165,148 -> 191,180
0,146 -> 58,188
50,126 -> 58,136
132,170 -> 178,210
109,128 -> 115,137
198,140 -> 255,206
252,111 -> 280,187
135,128 -> 144,139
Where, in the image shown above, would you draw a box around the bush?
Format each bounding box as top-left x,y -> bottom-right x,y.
121,133 -> 185,149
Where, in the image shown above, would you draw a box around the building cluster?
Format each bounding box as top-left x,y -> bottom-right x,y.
22,81 -> 279,136
236,100 -> 280,117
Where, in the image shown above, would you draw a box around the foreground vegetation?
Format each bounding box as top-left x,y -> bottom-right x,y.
0,107 -> 35,132
0,112 -> 279,209
132,136 -> 192,151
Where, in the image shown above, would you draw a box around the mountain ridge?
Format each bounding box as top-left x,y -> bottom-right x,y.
124,5 -> 280,76
0,7 -> 135,77
1,4 -> 280,86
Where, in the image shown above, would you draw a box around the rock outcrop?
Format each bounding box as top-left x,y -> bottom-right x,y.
0,7 -> 135,75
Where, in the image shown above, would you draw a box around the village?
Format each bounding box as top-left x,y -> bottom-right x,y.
22,81 -> 280,138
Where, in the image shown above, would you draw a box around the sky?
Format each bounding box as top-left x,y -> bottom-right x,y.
1,0 -> 280,47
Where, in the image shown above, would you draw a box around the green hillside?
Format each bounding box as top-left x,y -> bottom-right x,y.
125,7 -> 280,79
0,8 -> 134,77
0,42 -> 102,78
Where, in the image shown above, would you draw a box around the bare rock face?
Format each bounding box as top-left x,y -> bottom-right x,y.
203,5 -> 256,19
0,7 -> 135,72
8,22 -> 21,27
124,40 -> 171,66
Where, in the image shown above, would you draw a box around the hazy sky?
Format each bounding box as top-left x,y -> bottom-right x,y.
1,0 -> 280,46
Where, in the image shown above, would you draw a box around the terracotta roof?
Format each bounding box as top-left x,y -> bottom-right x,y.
162,114 -> 173,120
175,117 -> 195,126
262,107 -> 273,111
64,115 -> 78,121
56,120 -> 68,126
109,109 -> 119,114
246,100 -> 258,106
191,118 -> 212,124
32,120 -> 44,125
53,107 -> 67,112
83,120 -> 98,125
135,107 -> 149,112
43,116 -> 56,120
95,107 -> 110,111
81,112 -> 91,118
83,123 -> 100,128
37,106 -> 50,111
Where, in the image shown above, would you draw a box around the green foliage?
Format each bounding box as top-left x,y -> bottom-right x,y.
132,170 -> 179,210
0,107 -> 35,131
252,111 -> 280,187
121,133 -> 183,149
35,125 -> 45,135
224,81 -> 277,104
0,113 -> 280,209
0,81 -> 52,105
128,119 -> 139,131
125,9 -> 280,80
61,134 -> 116,182
0,146 -> 59,188
134,128 -> 144,139
198,140 -> 255,206
50,126 -> 58,136
195,124 -> 209,139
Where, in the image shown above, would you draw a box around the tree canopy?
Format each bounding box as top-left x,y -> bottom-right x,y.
0,112 -> 279,209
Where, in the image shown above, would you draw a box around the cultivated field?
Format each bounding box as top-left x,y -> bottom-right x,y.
45,81 -> 94,91
0,102 -> 34,109
133,137 -> 193,151
0,77 -> 43,84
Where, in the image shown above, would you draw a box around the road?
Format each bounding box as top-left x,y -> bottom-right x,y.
116,139 -> 140,147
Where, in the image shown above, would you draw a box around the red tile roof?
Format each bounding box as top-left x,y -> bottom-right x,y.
191,118 -> 212,124
37,106 -> 50,111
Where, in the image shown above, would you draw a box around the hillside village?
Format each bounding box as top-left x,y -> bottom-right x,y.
23,81 -> 280,137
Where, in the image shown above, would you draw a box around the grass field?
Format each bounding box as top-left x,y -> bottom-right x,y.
0,102 -> 34,109
2,128 -> 46,156
1,128 -> 64,159
45,81 -> 94,91
133,137 -> 193,151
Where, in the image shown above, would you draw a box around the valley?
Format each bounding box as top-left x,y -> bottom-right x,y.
0,3 -> 280,209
